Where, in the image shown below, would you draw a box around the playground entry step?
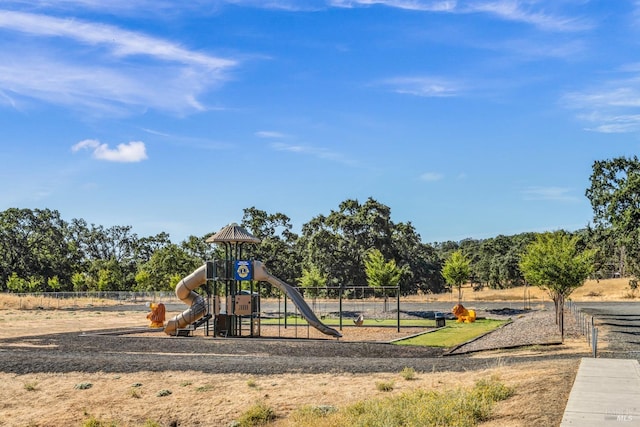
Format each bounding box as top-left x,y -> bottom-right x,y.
561,358 -> 640,426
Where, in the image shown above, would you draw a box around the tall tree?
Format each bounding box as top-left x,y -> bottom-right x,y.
364,249 -> 403,289
297,265 -> 327,297
586,156 -> 640,276
519,231 -> 595,340
136,244 -> 200,291
300,198 -> 396,288
442,250 -> 471,303
0,208 -> 73,291
241,207 -> 301,289
392,222 -> 444,294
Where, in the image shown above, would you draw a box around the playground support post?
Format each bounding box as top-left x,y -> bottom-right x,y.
397,286 -> 400,332
339,286 -> 343,331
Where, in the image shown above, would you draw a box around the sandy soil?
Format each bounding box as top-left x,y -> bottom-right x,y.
0,302 -> 592,427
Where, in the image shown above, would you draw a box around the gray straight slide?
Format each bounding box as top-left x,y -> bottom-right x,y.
253,260 -> 342,338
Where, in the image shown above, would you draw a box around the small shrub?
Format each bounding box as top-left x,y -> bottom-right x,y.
24,381 -> 38,391
156,389 -> 172,397
180,381 -> 192,387
129,388 -> 141,399
131,382 -> 143,387
247,379 -> 258,388
82,416 -> 116,427
235,401 -> 276,426
75,382 -> 93,390
196,384 -> 213,392
473,377 -> 514,402
400,366 -> 416,381
375,381 -> 394,392
292,404 -> 338,422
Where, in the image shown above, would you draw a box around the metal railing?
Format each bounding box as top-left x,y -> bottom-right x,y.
568,300 -> 598,357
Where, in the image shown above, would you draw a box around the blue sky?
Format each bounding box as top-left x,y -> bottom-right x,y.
1,0 -> 639,244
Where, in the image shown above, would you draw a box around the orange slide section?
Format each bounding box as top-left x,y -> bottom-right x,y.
164,264 -> 208,335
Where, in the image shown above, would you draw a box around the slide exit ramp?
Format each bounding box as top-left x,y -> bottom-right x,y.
253,260 -> 342,338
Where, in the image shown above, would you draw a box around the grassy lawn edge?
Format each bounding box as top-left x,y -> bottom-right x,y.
392,318 -> 510,348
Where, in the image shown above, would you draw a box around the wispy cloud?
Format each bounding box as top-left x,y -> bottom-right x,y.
522,186 -> 577,202
223,0 -> 328,11
463,1 -> 592,32
270,142 -> 356,166
330,0 -> 590,31
141,128 -> 232,150
72,139 -> 148,162
578,113 -> 640,134
563,75 -> 640,133
14,0 -> 591,33
0,11 -> 236,115
0,11 -> 234,68
379,76 -> 461,97
420,172 -> 444,182
330,0 -> 455,12
255,131 -> 287,138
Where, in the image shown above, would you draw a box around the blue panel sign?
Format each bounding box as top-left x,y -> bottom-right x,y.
234,260 -> 253,281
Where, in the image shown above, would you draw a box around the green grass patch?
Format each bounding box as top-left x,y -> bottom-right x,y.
394,319 -> 507,348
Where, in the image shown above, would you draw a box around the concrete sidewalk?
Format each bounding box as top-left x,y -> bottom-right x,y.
561,358 -> 640,426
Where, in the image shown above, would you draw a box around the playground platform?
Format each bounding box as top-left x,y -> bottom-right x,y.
561,358 -> 640,426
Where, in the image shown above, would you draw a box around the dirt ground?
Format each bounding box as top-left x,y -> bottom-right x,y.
0,301 -> 591,427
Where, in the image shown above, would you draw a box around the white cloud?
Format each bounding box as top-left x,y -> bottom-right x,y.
464,1 -> 592,32
9,0 -> 591,33
380,76 -> 461,97
420,172 -> 443,181
330,0 -> 590,31
522,186 -> 577,202
255,131 -> 287,138
580,113 -> 640,134
270,142 -> 356,166
0,11 -> 236,115
563,77 -> 640,134
330,0 -> 455,12
0,11 -> 234,69
72,139 -> 148,163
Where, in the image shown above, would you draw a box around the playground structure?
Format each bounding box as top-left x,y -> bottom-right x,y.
163,223 -> 342,339
452,303 -> 476,323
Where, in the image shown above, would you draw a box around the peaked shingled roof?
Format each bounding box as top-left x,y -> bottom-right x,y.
205,223 -> 261,244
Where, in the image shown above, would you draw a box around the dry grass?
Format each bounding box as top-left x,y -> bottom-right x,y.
0,359 -> 579,427
0,293 -> 124,310
0,288 -> 599,426
420,277 -> 636,303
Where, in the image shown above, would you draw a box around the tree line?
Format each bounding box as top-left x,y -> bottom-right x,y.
1,155 -> 638,295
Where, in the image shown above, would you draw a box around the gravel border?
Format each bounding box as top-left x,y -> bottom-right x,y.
449,307 -> 580,354
0,306 -> 586,376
